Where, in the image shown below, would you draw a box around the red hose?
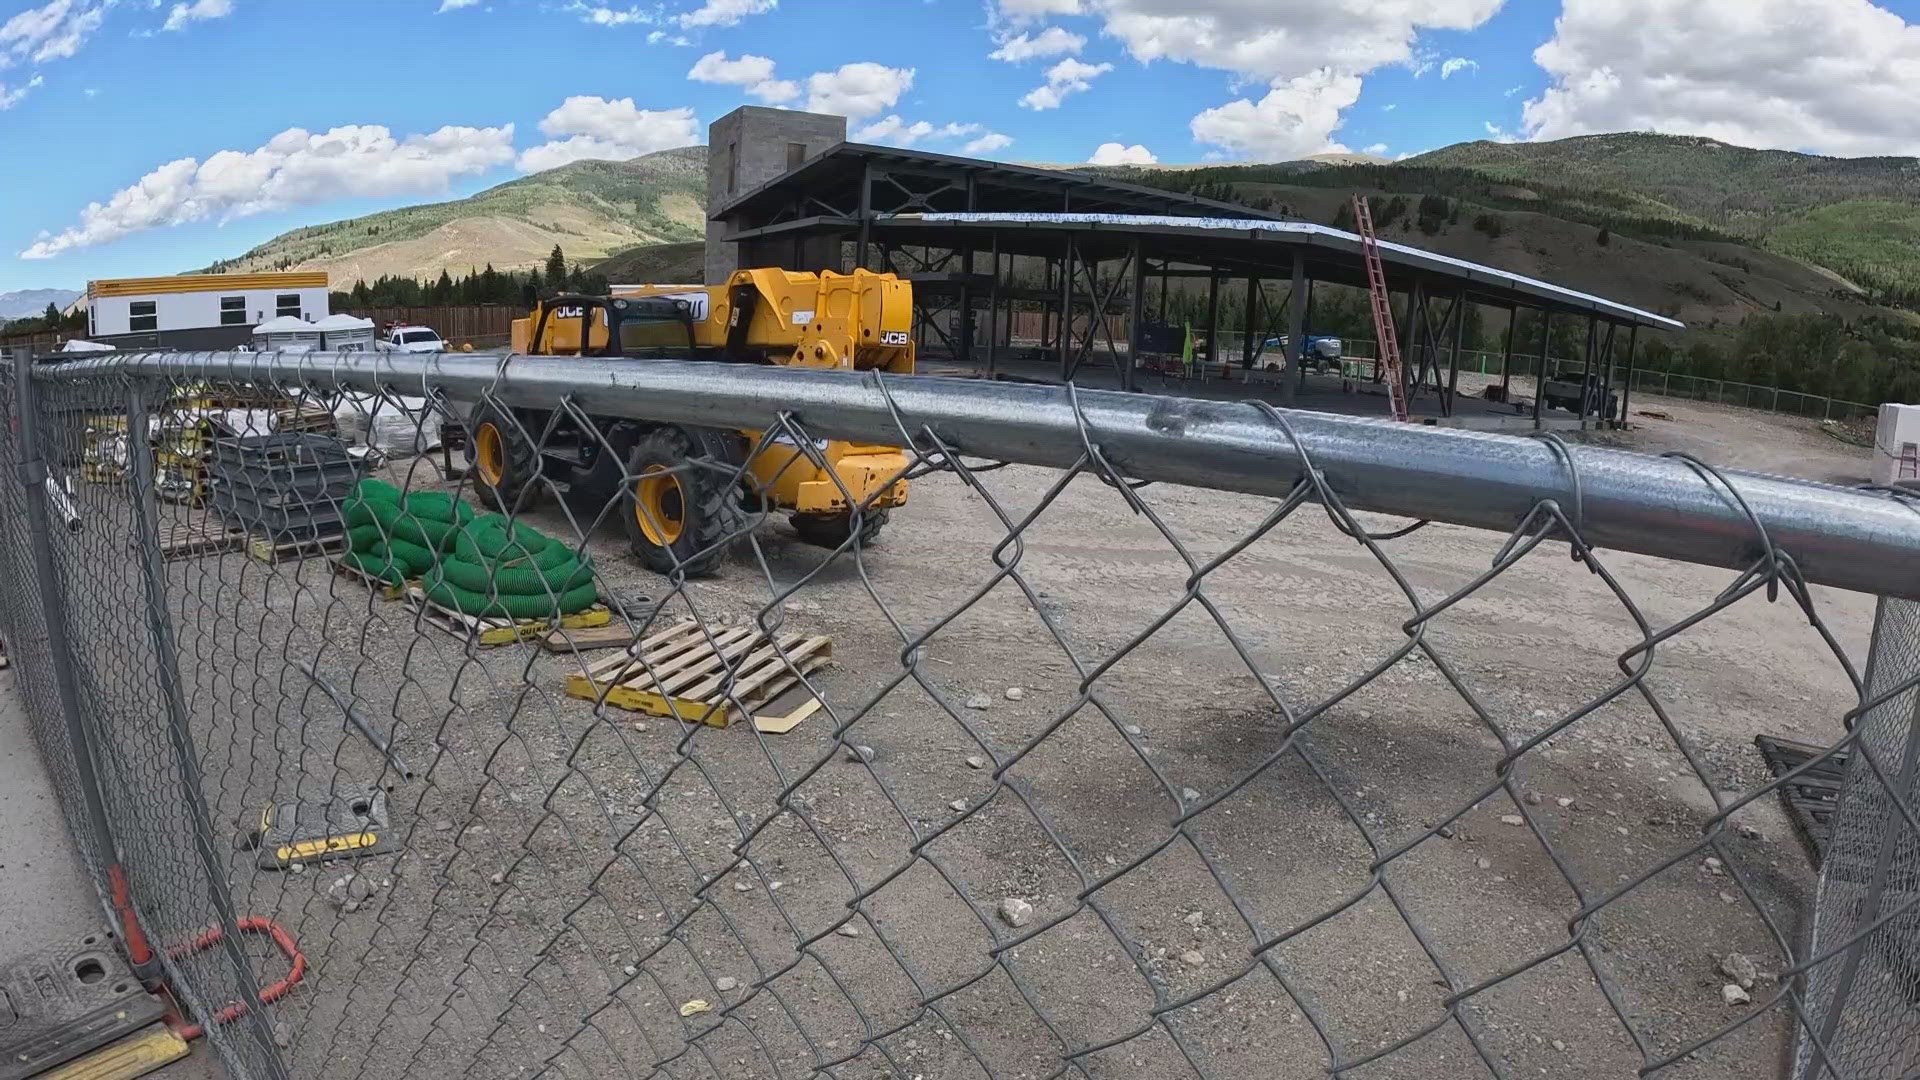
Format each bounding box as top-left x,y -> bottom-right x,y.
163,917 -> 306,1041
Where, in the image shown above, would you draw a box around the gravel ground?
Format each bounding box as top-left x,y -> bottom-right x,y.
133,394 -> 1883,1079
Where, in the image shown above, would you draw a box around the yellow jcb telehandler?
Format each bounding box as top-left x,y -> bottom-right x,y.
468,267 -> 914,576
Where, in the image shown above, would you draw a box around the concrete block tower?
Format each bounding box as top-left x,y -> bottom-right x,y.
705,106 -> 847,284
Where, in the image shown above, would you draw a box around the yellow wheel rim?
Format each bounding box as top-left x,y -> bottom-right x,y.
635,465 -> 685,546
475,423 -> 504,487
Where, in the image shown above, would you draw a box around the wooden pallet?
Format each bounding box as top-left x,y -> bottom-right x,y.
564,619 -> 831,728
404,585 -> 612,647
330,556 -> 408,601
1755,734 -> 1848,867
540,622 -> 639,652
247,533 -> 345,565
158,511 -> 243,560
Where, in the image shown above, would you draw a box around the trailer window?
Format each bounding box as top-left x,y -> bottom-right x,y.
129,300 -> 157,333
219,295 -> 246,325
276,294 -> 301,318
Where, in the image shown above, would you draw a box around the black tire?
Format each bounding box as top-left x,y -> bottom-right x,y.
466,403 -> 545,512
621,426 -> 746,577
792,509 -> 890,550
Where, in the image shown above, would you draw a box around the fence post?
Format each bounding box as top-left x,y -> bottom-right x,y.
8,349 -> 147,968
1796,597 -> 1920,1079
122,378 -> 290,1076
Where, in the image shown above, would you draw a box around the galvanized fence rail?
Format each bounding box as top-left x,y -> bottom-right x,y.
4,348 -> 1919,1079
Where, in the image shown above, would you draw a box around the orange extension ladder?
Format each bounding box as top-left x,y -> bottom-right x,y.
1352,194 -> 1410,422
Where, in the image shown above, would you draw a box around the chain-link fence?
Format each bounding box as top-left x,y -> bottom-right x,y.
6,348 -> 1920,1079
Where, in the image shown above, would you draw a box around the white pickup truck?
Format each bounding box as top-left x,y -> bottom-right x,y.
381,325 -> 444,353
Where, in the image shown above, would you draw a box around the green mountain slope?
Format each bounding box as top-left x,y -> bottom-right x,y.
590,241 -> 704,284
205,147 -> 708,284
1405,134 -> 1920,299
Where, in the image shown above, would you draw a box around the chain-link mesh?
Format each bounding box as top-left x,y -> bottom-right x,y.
6,351 -> 1920,1080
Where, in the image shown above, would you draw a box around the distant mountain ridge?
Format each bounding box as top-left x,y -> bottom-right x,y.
0,288 -> 80,321
202,147 -> 709,285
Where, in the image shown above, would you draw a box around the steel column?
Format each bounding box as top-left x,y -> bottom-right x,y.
1618,326 -> 1638,425
1126,238 -> 1144,392
1242,277 -> 1259,370
1205,273 -> 1220,367
1445,292 -> 1467,416
1499,304 -> 1518,404
986,234 -> 1001,376
1532,310 -> 1552,430
1578,316 -> 1599,423
1283,252 -> 1305,406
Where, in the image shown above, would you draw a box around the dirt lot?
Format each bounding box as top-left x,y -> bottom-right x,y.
116,393 -> 1886,1079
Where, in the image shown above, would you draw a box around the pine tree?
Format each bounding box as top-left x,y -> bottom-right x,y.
546,245 -> 567,285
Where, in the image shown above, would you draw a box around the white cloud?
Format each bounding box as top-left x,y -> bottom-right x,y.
1504,84 -> 1522,97
1523,0 -> 1920,157
1088,141 -> 1156,165
1191,67 -> 1362,159
993,2 -> 1503,160
1440,56 -> 1477,78
1019,56 -> 1111,109
2,0 -> 105,65
997,0 -> 1085,19
989,25 -> 1085,62
677,0 -> 774,28
437,0 -> 481,11
1363,142 -> 1388,154
516,96 -> 699,172
571,3 -> 650,26
161,0 -> 230,32
1088,0 -> 1501,82
687,50 -> 798,103
964,131 -> 1014,155
806,62 -> 913,118
855,115 -> 936,146
21,123 -> 515,259
0,74 -> 44,109
854,116 -> 992,149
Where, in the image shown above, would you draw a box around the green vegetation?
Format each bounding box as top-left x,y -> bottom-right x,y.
329,260 -> 608,308
1642,312 -> 1920,405
202,147 -> 707,280
2,302 -> 86,336
1409,134 -> 1920,301
590,241 -> 704,283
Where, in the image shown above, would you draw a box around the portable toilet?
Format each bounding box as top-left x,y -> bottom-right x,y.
251,315 -> 321,352
315,313 -> 376,351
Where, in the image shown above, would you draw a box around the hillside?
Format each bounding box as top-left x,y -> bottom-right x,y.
590,241 -> 704,284
206,147 -> 708,284
1406,134 -> 1920,300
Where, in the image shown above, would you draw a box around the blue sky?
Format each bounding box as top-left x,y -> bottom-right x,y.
5,0 -> 1920,293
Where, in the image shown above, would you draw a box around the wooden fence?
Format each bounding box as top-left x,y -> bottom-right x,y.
336,305 -> 520,344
